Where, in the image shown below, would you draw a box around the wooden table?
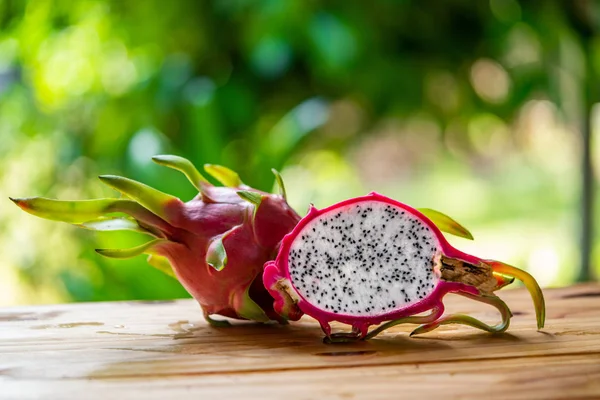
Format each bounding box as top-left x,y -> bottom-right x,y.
1,284 -> 599,399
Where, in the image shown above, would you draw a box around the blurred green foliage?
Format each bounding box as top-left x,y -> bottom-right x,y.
1,0 -> 599,305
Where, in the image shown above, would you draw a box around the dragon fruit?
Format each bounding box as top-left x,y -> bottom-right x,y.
11,155 -> 301,325
263,192 -> 545,342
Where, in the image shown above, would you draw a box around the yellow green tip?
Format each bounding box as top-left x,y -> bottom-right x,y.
489,261 -> 546,329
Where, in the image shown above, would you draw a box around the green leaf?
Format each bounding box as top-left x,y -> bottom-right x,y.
206,236 -> 227,271
95,239 -> 170,259
98,175 -> 180,221
147,254 -> 176,278
417,208 -> 474,240
152,154 -> 209,190
204,164 -> 243,187
237,190 -> 263,206
271,169 -> 287,200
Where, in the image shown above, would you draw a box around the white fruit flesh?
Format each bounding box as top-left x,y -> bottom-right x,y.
287,201 -> 441,316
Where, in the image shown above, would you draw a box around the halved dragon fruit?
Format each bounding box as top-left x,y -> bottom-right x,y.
264,192 -> 545,341
11,155 -> 300,325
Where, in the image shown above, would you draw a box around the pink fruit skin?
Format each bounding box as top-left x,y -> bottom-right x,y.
263,192 -> 483,335
157,188 -> 301,321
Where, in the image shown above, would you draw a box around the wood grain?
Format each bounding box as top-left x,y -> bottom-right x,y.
1,284 -> 599,399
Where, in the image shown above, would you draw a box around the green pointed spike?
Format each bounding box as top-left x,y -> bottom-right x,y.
410,314 -> 507,336
206,236 -> 227,271
364,307 -> 443,340
78,217 -> 155,236
204,312 -> 231,327
204,164 -> 243,187
234,286 -> 270,322
237,191 -> 263,206
410,294 -> 511,336
11,197 -> 174,237
271,169 -> 287,200
147,254 -> 176,278
95,239 -> 170,259
152,155 -> 209,190
11,197 -> 123,224
489,261 -> 545,329
417,208 -> 474,240
493,271 -> 515,290
98,175 -> 180,221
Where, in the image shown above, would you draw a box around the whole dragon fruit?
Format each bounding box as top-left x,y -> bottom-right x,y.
11,155 -> 301,325
263,192 -> 545,342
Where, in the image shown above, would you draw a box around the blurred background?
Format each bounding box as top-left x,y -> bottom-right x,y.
0,0 -> 598,306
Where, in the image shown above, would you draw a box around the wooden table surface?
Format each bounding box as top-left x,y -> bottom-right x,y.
1,284 -> 599,399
